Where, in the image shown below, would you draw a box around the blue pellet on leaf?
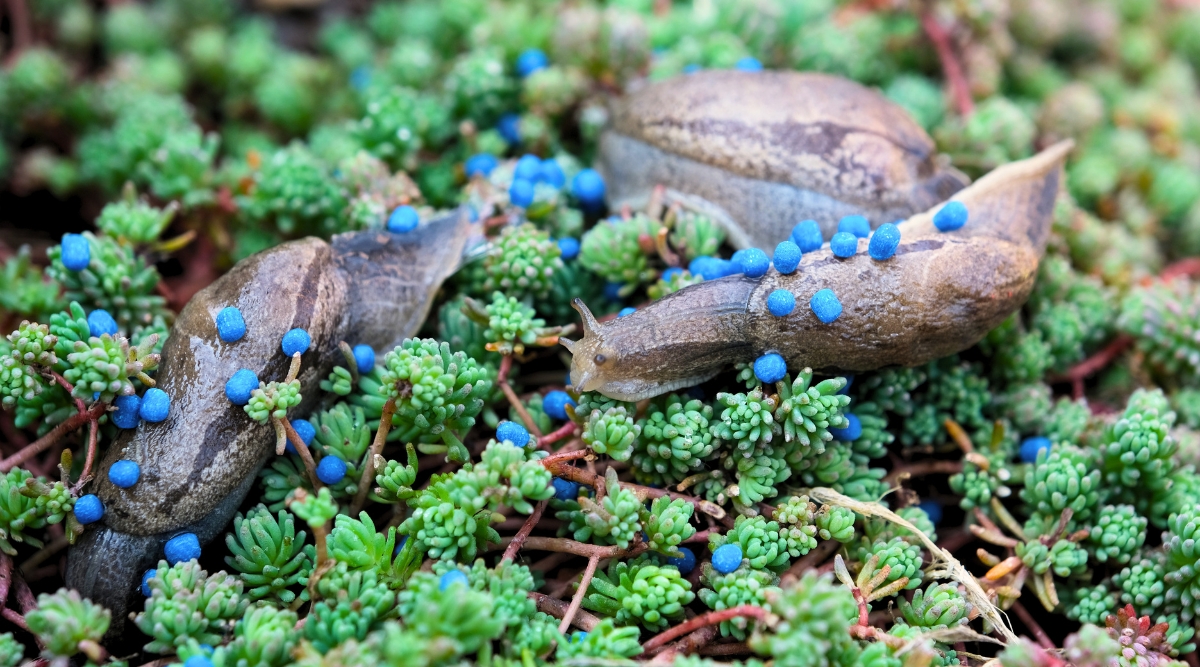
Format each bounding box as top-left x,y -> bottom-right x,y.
316,456 -> 348,485
165,532 -> 201,565
88,309 -> 118,337
440,569 -> 470,590
1020,436 -> 1052,463
558,237 -> 580,260
667,546 -> 697,575
712,543 -> 743,574
754,353 -> 787,384
552,477 -> 582,501
516,48 -> 549,77
353,344 -> 375,373
497,420 -> 531,447
830,413 -> 862,442
60,233 -> 90,271
141,569 -> 156,596
465,153 -> 499,177
544,391 -> 575,421
509,178 -> 536,207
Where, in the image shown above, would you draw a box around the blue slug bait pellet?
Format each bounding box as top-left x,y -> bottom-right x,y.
109,460 -> 141,488
88,309 -> 118,337
139,388 -> 171,422
112,394 -> 141,429
667,546 -> 697,575
165,532 -> 201,565
618,307 -> 636,317
810,289 -> 843,324
767,289 -> 795,316
734,248 -> 770,278
735,56 -> 763,71
74,494 -> 104,524
184,657 -> 214,667
571,169 -> 606,208
661,267 -> 683,281
60,233 -> 90,271
830,232 -> 858,258
509,179 -> 536,207
712,543 -> 743,574
498,113 -> 521,145
689,256 -> 738,280
917,499 -> 943,526
773,241 -> 802,274
515,154 -> 542,182
868,223 -> 901,261
838,215 -> 871,238
830,413 -> 862,442
225,369 -> 259,406
543,390 -> 575,421
791,220 -> 824,252
215,306 -> 246,342
838,375 -> 854,395
753,353 -> 787,384
440,569 -> 470,590
933,201 -> 968,231
558,237 -> 580,260
316,456 -> 348,485
465,153 -> 498,178
541,159 -> 566,188
282,328 -> 311,356
387,205 -> 419,233
1020,436 -> 1052,463
141,569 -> 156,596
497,420 -> 531,448
292,419 -> 316,445
353,344 -> 375,373
516,48 -> 549,77
552,477 -> 582,501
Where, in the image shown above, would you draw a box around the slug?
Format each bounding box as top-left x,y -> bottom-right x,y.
598,70 -> 971,250
566,140 -> 1073,401
66,210 -> 479,640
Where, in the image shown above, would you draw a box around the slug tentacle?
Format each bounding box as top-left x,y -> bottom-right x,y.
568,141 -> 1073,401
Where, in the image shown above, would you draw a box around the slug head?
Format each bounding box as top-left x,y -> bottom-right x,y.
561,298 -> 618,394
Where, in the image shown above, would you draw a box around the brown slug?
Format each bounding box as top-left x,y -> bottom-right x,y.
65,210 -> 479,640
566,140 -> 1073,401
599,70 -> 971,250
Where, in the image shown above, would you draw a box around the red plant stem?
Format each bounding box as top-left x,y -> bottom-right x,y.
529,592 -> 601,631
1158,257 -> 1200,282
0,553 -> 12,610
502,499 -> 549,561
542,457 -> 727,521
783,538 -> 840,580
1011,600 -> 1055,650
0,401 -> 106,472
537,421 -> 577,448
558,554 -> 601,634
71,418 -> 100,494
497,354 -> 514,384
50,372 -> 86,413
495,535 -> 647,559
1048,335 -> 1134,398
643,606 -> 768,653
1183,652 -> 1199,667
1,608 -> 28,632
4,0 -> 32,57
351,395 -> 396,515
699,641 -> 751,656
919,12 -> 974,117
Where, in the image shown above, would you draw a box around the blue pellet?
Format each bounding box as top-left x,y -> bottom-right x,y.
509,178 -> 536,207
711,543 -> 743,574
571,169 -> 606,208
1020,436 -> 1052,463
88,309 -> 118,337
838,215 -> 871,238
830,413 -> 862,442
917,500 -> 943,526
734,248 -> 770,278
184,657 -> 214,667
552,477 -> 582,501
515,154 -> 543,182
112,394 -> 141,429
74,494 -> 104,524
734,56 -> 763,71
516,48 -> 549,77
810,289 -> 843,324
868,222 -> 901,260
349,66 -> 372,91
541,159 -> 566,188
139,388 -> 170,422
558,237 -> 580,260
618,307 -> 636,317
543,391 -> 575,421
667,546 -> 697,575
292,419 -> 316,445
766,289 -> 795,317
682,64 -> 702,74
60,233 -> 90,271
439,569 -> 470,590
165,532 -> 201,565
603,282 -> 624,300
498,113 -> 521,145
830,232 -> 858,258
661,267 -> 683,281
215,307 -> 246,342
225,369 -> 259,406
316,456 -> 348,485
773,241 -> 802,274
282,328 -> 311,356
109,460 -> 140,488
838,375 -> 854,395
353,344 -> 376,373
933,201 -> 968,232
465,153 -> 499,178
689,256 -> 737,280
791,220 -> 824,252
497,420 -> 531,448
387,205 -> 419,233
141,569 -> 156,596
753,353 -> 787,384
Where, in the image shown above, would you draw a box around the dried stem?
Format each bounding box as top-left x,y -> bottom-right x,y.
782,536 -> 840,581
495,535 -> 647,559
537,421 -> 577,448
559,554 -> 600,634
529,591 -> 601,631
70,418 -> 101,494
502,499 -> 548,561
642,606 -> 768,653
885,459 -> 962,484
0,401 -> 106,473
541,457 -> 726,521
351,395 -> 397,514
281,417 -> 323,491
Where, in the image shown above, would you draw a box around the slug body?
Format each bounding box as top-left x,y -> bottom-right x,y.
66,211 -> 478,640
568,141 -> 1073,401
599,70 -> 970,250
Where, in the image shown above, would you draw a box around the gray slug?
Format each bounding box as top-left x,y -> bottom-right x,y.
599,70 -> 971,250
566,140 -> 1073,401
66,210 -> 479,640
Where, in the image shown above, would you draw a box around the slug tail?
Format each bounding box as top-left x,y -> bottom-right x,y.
66,526 -> 161,649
